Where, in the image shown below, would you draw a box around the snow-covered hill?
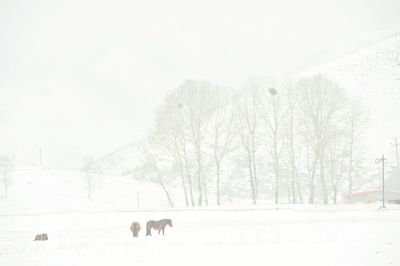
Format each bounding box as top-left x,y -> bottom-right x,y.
292,30 -> 399,74
0,165 -> 170,215
83,141 -> 142,177
295,32 -> 400,160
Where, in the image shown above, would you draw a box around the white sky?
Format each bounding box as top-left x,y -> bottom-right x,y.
1,0 -> 400,168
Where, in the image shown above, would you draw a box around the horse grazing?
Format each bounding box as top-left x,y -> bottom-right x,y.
34,233 -> 48,241
130,222 -> 141,238
146,219 -> 173,236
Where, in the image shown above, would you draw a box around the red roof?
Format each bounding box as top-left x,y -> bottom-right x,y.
344,190 -> 400,197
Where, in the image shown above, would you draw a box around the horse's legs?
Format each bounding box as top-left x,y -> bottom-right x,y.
158,229 -> 161,235
162,228 -> 165,235
146,225 -> 151,236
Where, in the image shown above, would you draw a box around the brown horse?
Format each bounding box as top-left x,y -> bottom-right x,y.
146,219 -> 173,236
130,222 -> 141,238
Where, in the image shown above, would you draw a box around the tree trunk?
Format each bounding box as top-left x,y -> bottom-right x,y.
203,175 -> 208,206
177,155 -> 189,207
333,187 -> 337,204
86,170 -> 91,200
348,131 -> 354,204
179,165 -> 189,207
291,178 -> 296,204
246,146 -> 256,204
320,155 -> 328,204
288,108 -> 298,204
155,167 -> 174,208
3,175 -> 7,199
216,160 -> 221,205
195,142 -> 203,206
308,156 -> 317,204
173,139 -> 189,207
182,140 -> 195,206
160,180 -> 174,208
295,174 -> 303,203
251,134 -> 258,201
273,134 -> 279,204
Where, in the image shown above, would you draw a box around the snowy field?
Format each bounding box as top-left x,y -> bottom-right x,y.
1,205 -> 400,266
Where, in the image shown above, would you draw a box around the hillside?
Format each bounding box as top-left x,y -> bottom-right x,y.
295,32 -> 400,160
0,165 -> 170,215
83,141 -> 143,177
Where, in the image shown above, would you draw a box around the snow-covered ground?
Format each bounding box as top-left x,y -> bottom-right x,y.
1,166 -> 399,265
1,206 -> 399,266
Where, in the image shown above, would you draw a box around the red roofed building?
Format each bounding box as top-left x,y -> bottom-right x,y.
343,190 -> 400,204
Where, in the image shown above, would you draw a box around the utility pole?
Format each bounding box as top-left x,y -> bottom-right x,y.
375,154 -> 387,208
391,137 -> 400,191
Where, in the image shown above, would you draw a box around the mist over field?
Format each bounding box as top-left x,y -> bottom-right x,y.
1,1 -> 400,265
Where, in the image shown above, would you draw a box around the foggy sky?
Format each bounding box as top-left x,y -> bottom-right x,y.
1,0 -> 400,168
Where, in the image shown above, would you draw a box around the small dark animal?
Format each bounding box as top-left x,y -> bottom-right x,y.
130,222 -> 141,238
34,233 -> 48,241
146,219 -> 173,236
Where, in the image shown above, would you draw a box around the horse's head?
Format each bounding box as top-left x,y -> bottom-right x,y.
168,219 -> 173,227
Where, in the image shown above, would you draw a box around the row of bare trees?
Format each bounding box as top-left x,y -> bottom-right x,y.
137,75 -> 369,206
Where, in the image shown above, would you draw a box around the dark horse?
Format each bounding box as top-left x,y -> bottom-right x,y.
146,219 -> 173,236
34,233 -> 48,241
130,222 -> 141,238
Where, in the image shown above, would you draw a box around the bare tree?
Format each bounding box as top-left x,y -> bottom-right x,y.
238,81 -> 262,204
283,81 -> 304,203
81,155 -> 95,199
302,122 -> 318,203
153,91 -> 190,206
0,156 -> 13,199
153,81 -> 216,206
177,126 -> 195,206
179,80 -> 216,206
344,100 -> 369,202
208,87 -> 236,205
297,75 -> 346,204
258,83 -> 288,204
325,130 -> 347,204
